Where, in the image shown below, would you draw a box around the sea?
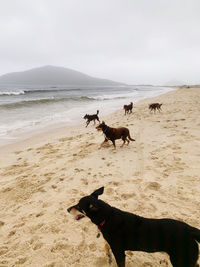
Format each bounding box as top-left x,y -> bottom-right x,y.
0,84 -> 173,146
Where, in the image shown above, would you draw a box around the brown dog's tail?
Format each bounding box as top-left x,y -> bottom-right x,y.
128,132 -> 135,141
97,110 -> 99,115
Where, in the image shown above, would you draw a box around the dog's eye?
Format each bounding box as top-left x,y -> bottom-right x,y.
89,204 -> 98,211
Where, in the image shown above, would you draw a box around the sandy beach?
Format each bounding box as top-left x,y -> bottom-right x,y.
0,87 -> 200,267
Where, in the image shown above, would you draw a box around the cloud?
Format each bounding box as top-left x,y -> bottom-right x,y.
0,0 -> 200,84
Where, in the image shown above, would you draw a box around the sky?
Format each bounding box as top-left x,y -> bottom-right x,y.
0,0 -> 200,85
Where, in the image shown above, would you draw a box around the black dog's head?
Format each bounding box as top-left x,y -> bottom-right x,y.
68,187 -> 109,225
96,121 -> 107,131
83,114 -> 89,120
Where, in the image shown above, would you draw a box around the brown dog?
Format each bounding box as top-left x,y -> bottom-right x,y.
149,103 -> 162,113
96,121 -> 135,148
123,102 -> 133,115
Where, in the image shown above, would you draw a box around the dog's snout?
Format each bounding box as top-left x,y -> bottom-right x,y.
67,207 -> 72,213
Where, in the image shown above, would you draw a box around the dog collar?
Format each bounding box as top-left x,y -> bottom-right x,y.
103,127 -> 108,134
98,220 -> 106,230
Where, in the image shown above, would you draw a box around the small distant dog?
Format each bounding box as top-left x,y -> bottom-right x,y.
123,102 -> 133,115
83,110 -> 100,127
68,187 -> 200,267
149,103 -> 162,113
96,121 -> 135,148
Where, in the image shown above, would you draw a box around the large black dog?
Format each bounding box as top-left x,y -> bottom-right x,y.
68,187 -> 200,267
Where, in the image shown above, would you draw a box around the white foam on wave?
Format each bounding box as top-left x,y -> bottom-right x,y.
91,91 -> 137,100
0,90 -> 25,96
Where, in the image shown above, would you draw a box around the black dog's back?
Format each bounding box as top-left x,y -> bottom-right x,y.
84,110 -> 100,127
101,202 -> 199,267
101,204 -> 199,252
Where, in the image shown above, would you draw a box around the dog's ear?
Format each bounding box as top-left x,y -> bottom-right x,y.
91,187 -> 104,198
102,121 -> 105,125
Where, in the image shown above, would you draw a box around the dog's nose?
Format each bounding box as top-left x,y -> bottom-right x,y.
67,207 -> 72,213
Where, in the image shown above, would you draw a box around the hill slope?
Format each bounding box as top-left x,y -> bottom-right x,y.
0,65 -> 123,86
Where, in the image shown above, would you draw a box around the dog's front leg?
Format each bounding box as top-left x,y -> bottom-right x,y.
101,137 -> 108,144
111,139 -> 116,148
112,248 -> 125,267
104,242 -> 112,264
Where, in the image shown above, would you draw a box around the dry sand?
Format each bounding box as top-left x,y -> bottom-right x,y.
0,87 -> 200,267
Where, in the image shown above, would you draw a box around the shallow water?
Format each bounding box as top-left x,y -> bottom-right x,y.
0,84 -> 173,144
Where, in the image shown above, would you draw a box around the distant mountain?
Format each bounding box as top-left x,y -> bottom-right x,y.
0,65 -> 124,86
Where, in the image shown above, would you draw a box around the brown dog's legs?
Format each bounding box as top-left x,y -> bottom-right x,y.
111,139 -> 116,148
100,138 -> 108,145
121,136 -> 127,146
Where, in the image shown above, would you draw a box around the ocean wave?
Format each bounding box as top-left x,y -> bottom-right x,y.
91,94 -> 127,100
0,92 -> 135,110
0,88 -> 83,96
0,90 -> 25,96
24,89 -> 82,94
0,96 -> 97,110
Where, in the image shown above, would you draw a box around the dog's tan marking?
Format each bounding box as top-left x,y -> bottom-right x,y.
82,210 -> 86,216
69,207 -> 79,215
104,242 -> 112,264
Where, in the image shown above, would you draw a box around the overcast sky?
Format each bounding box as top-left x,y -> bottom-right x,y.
0,0 -> 200,85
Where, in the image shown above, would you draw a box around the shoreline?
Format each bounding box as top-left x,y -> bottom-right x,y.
0,86 -> 199,266
0,86 -> 174,148
0,86 -> 175,156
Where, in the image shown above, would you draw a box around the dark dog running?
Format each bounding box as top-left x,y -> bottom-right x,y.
96,121 -> 135,148
83,110 -> 100,127
68,187 -> 200,267
123,102 -> 133,115
149,103 -> 162,113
